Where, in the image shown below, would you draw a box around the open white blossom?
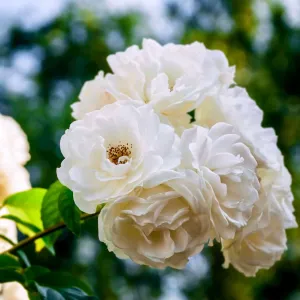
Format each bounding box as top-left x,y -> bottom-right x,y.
221,158 -> 296,276
58,102 -> 181,213
99,172 -> 211,269
61,39 -> 296,276
195,86 -> 297,231
195,87 -> 281,171
180,122 -> 260,240
0,208 -> 29,300
0,115 -> 30,300
0,115 -> 31,202
71,72 -> 116,120
222,211 -> 287,277
72,39 -> 235,130
0,115 -> 30,166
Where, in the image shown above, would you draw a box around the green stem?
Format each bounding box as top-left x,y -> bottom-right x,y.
2,212 -> 99,255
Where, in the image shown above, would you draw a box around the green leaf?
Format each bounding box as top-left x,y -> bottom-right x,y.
0,254 -> 24,283
28,291 -> 43,300
37,287 -> 98,300
0,268 -> 25,283
41,181 -> 65,245
0,254 -> 21,268
43,288 -> 65,300
34,272 -> 93,295
58,188 -> 81,236
1,214 -> 41,233
60,288 -> 98,300
4,188 -> 47,251
24,266 -> 50,281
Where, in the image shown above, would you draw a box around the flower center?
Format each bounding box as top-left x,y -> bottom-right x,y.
107,143 -> 132,165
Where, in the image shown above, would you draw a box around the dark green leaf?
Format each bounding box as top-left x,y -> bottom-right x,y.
25,266 -> 50,281
0,268 -> 25,283
35,272 -> 93,295
28,291 -> 43,300
17,250 -> 31,267
37,287 -> 98,300
45,288 -> 65,300
60,287 -> 98,300
0,254 -> 21,268
4,188 -> 47,251
1,214 -> 41,233
58,188 -> 81,236
41,181 -> 65,245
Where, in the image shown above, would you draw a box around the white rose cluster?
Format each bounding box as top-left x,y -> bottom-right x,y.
58,39 -> 297,276
0,114 -> 30,300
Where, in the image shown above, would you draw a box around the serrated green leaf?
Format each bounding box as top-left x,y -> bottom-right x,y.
0,268 -> 25,283
41,181 -> 65,245
34,272 -> 93,295
0,254 -> 21,268
4,189 -> 47,251
58,189 -> 81,236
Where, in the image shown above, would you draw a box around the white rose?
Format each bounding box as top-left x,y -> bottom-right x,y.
57,102 -> 181,213
222,211 -> 287,277
0,162 -> 31,203
0,115 -> 31,203
258,164 -> 297,230
0,282 -> 29,300
98,172 -> 211,269
180,122 -> 260,240
72,39 -> 235,130
195,87 -> 281,171
0,114 -> 30,166
71,71 -> 116,120
195,87 -> 297,232
0,209 -> 29,300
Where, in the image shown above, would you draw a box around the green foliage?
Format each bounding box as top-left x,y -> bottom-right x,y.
41,181 -> 66,244
38,287 -> 97,300
34,272 -> 93,295
4,189 -> 53,252
24,266 -> 51,281
58,188 -> 81,236
0,253 -> 21,268
0,254 -> 25,283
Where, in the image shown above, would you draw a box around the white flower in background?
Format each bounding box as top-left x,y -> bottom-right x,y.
0,115 -> 30,166
99,172 -> 211,269
195,87 -> 281,171
180,122 -> 260,240
0,114 -> 31,202
0,282 -> 29,300
0,163 -> 31,202
57,102 -> 181,213
72,39 -> 235,130
0,114 -> 30,300
0,209 -> 30,300
222,211 -> 287,277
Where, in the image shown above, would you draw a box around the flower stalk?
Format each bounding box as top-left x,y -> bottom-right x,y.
1,212 -> 99,255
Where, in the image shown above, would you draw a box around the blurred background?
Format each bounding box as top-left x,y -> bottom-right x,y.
1,0 -> 300,299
